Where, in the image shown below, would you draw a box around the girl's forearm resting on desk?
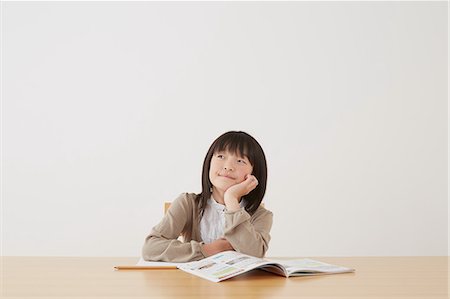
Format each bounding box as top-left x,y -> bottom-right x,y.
143,234 -> 206,262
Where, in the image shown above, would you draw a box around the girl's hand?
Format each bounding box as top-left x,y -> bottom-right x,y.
224,174 -> 258,211
201,238 -> 234,257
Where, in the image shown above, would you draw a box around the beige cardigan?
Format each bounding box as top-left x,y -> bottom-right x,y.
142,193 -> 273,262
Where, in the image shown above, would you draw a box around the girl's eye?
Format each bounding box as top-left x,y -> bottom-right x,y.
216,154 -> 224,159
237,159 -> 247,164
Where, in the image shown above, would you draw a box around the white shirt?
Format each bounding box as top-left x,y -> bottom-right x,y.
199,197 -> 245,244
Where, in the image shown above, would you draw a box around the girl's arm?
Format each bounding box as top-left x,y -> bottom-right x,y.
141,193 -> 206,262
223,206 -> 273,258
221,175 -> 273,257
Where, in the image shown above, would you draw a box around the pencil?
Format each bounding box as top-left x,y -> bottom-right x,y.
114,265 -> 178,270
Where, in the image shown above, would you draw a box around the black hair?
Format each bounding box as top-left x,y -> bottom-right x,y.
196,131 -> 267,215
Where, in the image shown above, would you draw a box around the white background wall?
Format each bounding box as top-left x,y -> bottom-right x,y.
2,2 -> 448,257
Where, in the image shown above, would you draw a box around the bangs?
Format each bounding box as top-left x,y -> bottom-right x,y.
212,134 -> 253,163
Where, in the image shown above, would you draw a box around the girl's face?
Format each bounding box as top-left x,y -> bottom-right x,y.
209,150 -> 253,193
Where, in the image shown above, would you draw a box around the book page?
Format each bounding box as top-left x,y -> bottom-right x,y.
136,258 -> 187,267
177,251 -> 278,282
269,258 -> 355,276
114,258 -> 188,270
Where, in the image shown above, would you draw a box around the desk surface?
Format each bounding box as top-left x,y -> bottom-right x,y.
2,256 -> 448,299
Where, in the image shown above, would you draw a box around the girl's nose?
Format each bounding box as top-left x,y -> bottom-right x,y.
224,165 -> 233,171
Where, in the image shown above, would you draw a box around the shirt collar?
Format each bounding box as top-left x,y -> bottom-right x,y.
208,197 -> 225,211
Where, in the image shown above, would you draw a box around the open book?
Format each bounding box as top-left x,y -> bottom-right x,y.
177,251 -> 355,282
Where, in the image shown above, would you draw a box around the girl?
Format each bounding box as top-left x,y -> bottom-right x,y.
142,131 -> 273,262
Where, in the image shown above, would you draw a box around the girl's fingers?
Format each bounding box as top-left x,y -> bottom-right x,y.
246,176 -> 258,192
248,176 -> 258,185
246,175 -> 257,183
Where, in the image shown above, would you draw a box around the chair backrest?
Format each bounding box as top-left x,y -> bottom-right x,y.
164,201 -> 264,214
164,202 -> 172,214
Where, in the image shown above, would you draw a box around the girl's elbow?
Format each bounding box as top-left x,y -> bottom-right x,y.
142,237 -> 162,261
241,243 -> 268,258
258,244 -> 269,258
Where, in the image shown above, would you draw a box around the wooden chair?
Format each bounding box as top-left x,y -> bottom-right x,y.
164,202 -> 172,214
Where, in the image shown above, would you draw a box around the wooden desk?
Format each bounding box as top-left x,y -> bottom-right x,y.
1,256 -> 448,298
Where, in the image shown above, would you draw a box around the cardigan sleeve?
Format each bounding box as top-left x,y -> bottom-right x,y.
141,193 -> 206,262
223,206 -> 273,258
